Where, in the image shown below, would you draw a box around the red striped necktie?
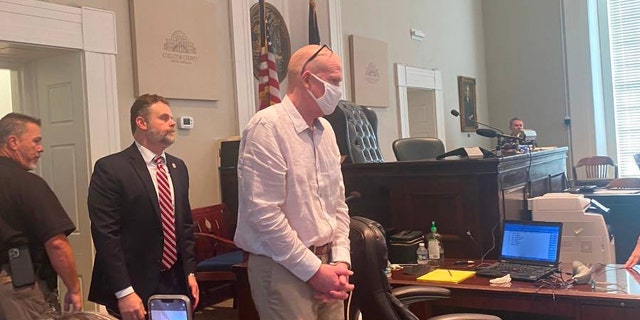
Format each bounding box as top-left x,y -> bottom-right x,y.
154,155 -> 177,270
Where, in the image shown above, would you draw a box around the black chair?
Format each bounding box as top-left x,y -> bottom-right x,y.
324,100 -> 384,164
349,216 -> 501,320
392,137 -> 445,161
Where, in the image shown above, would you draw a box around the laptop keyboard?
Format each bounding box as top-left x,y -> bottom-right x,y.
492,262 -> 553,276
476,262 -> 556,281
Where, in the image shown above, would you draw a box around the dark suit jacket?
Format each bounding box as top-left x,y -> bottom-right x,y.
87,143 -> 196,311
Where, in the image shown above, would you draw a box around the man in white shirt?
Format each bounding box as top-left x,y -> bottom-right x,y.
234,44 -> 353,320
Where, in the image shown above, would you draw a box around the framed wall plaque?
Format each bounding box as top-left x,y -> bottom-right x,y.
349,35 -> 390,107
131,0 -> 219,100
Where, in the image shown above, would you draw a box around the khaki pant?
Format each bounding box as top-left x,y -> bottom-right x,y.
248,254 -> 344,320
0,266 -> 55,320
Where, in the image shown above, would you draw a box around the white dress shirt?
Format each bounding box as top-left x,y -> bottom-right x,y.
234,96 -> 351,282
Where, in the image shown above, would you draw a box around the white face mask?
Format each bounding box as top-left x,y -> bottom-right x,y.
307,73 -> 342,115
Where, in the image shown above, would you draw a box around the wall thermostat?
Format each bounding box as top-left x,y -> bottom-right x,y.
178,116 -> 194,129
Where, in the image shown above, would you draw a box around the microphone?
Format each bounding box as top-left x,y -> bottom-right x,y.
450,109 -> 505,134
476,128 -> 527,143
571,261 -> 593,285
345,191 -> 361,203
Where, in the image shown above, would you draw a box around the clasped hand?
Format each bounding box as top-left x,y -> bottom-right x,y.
307,263 -> 354,303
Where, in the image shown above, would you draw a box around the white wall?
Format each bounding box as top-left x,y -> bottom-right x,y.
482,0 -> 600,170
45,0 -> 238,207
483,0 -> 569,148
0,69 -> 11,116
39,0 -> 600,206
340,0 -> 492,159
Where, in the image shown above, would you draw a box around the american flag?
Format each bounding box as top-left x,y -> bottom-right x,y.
258,0 -> 281,110
309,0 -> 320,45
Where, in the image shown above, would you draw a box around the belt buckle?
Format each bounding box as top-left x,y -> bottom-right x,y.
310,243 -> 331,263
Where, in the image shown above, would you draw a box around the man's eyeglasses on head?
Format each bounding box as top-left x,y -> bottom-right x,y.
300,44 -> 332,75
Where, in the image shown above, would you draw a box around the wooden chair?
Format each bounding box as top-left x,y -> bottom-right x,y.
192,204 -> 243,309
572,156 -> 618,186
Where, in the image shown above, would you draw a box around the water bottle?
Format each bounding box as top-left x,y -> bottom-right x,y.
416,242 -> 429,265
385,260 -> 392,278
427,221 -> 444,266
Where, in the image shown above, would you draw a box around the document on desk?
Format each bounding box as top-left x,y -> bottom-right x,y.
416,269 -> 476,284
593,189 -> 640,194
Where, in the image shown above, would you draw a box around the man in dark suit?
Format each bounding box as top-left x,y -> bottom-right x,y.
87,94 -> 199,320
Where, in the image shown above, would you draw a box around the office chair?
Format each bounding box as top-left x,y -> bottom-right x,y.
392,137 -> 445,161
192,204 -> 243,309
324,100 -> 384,164
349,216 -> 501,320
572,156 -> 618,186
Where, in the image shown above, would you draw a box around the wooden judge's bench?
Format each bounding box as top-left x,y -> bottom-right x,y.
219,146 -> 569,260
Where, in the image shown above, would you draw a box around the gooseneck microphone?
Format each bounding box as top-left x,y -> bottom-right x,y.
476,128 -> 527,143
450,109 -> 505,134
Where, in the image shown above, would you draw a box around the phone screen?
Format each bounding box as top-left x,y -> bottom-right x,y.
149,299 -> 189,320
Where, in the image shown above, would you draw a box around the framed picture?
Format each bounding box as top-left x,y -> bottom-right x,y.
457,76 -> 477,132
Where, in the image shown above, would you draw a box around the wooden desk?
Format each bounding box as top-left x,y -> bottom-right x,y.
392,262 -> 640,319
233,260 -> 640,320
221,148 -> 569,260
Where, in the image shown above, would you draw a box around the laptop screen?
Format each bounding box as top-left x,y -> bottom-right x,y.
500,220 -> 562,264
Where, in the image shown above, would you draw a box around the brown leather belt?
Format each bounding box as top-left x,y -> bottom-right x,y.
309,243 -> 331,256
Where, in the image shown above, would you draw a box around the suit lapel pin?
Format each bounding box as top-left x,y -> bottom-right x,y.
171,163 -> 176,169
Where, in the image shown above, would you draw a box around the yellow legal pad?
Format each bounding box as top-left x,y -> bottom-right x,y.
416,269 -> 476,284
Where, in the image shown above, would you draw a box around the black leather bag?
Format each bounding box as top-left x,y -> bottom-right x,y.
388,230 -> 424,264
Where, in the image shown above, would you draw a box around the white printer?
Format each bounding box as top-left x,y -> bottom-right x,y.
528,193 -> 615,265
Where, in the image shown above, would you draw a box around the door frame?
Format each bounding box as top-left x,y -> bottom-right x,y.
0,0 -> 121,164
396,64 -> 446,147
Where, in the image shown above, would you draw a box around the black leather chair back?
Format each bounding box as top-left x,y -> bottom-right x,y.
324,100 -> 384,164
349,216 -> 408,320
349,216 -> 501,320
392,137 -> 445,161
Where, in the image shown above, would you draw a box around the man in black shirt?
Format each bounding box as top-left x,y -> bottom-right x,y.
0,113 -> 82,319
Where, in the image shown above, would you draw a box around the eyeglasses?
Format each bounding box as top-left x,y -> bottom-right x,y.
300,44 -> 332,75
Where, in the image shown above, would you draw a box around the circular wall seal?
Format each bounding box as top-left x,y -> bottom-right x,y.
250,2 -> 291,82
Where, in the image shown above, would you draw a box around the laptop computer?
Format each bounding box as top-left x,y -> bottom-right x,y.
476,220 -> 563,282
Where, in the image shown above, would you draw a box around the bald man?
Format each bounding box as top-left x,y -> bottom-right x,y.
234,45 -> 353,319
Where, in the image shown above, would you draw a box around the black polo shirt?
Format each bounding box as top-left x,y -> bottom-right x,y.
0,156 -> 75,264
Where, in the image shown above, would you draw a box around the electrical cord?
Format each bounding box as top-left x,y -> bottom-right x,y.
477,221 -> 499,268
